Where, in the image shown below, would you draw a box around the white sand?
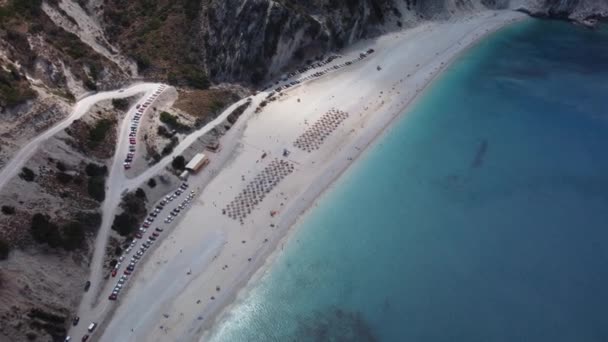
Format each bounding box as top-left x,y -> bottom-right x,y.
98,11 -> 526,342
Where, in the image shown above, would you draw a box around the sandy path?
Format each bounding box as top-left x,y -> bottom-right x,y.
96,10 -> 526,342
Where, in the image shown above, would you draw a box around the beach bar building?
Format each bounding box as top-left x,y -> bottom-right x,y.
186,153 -> 209,173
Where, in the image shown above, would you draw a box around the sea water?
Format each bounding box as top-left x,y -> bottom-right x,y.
207,19 -> 608,342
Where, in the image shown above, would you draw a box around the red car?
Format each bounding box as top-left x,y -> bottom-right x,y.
111,269 -> 117,277
108,294 -> 117,301
152,232 -> 160,237
82,335 -> 89,342
134,233 -> 142,239
124,269 -> 132,275
142,222 -> 150,228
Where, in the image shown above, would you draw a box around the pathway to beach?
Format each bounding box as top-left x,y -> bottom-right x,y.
98,10 -> 526,342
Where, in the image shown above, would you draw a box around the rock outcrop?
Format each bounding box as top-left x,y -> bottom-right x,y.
200,0 -> 512,83
512,0 -> 608,21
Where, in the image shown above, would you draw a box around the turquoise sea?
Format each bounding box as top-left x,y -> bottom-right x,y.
208,19 -> 608,341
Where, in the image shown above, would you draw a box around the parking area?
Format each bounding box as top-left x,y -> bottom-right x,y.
108,182 -> 195,301
265,48 -> 375,94
123,85 -> 167,170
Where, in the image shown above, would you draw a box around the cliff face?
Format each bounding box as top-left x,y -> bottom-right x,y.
512,0 -> 608,20
201,0 -> 510,83
82,0 -> 608,85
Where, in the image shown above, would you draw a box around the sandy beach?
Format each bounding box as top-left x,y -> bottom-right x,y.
98,10 -> 526,342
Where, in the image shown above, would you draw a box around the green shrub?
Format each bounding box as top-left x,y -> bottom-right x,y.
0,239 -> 9,260
19,167 -> 35,181
172,155 -> 185,171
210,99 -> 225,113
160,111 -> 189,131
112,212 -> 138,236
135,188 -> 147,200
83,78 -> 97,91
134,54 -> 151,71
1,206 -> 15,215
85,163 -> 107,177
183,67 -> 209,89
88,119 -> 113,148
56,161 -> 66,172
61,221 -> 85,251
161,137 -> 179,156
112,98 -> 129,110
87,176 -> 105,202
30,213 -> 62,248
0,68 -> 36,107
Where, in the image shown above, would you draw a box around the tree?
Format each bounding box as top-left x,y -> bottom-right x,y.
56,161 -> 66,172
19,167 -> 35,181
172,155 -> 185,171
135,188 -> 147,200
30,213 -> 62,248
111,212 -> 138,236
85,163 -> 107,177
62,221 -> 85,251
88,176 -> 106,202
0,239 -> 9,260
147,178 -> 157,188
112,98 -> 129,110
1,206 -> 15,215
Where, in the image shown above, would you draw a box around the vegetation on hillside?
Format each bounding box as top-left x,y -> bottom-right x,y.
160,111 -> 190,132
87,119 -> 114,149
111,190 -> 147,236
172,155 -> 185,171
0,238 -> 9,260
19,167 -> 36,182
1,0 -> 110,94
102,0 -> 208,87
112,98 -> 130,110
0,66 -> 36,108
29,212 -> 93,251
85,163 -> 107,202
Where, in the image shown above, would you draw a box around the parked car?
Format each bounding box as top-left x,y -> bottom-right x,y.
72,316 -> 80,326
84,281 -> 91,292
87,322 -> 97,332
81,335 -> 89,342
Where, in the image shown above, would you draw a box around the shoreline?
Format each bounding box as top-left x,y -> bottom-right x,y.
199,11 -> 528,340
98,10 -> 527,342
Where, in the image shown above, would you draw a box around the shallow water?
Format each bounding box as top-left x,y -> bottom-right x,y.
207,19 -> 608,342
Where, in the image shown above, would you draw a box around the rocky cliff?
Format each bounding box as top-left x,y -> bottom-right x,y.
512,0 -> 608,21
200,0 -> 511,83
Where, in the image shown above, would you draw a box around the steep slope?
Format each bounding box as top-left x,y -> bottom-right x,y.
512,0 -> 608,21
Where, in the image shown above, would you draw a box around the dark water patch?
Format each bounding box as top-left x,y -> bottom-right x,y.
470,139 -> 488,168
291,307 -> 377,342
